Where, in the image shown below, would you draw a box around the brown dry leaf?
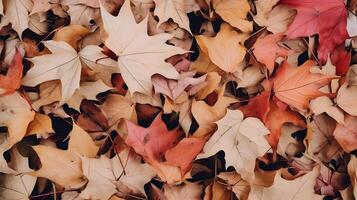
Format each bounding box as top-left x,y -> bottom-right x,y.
336,65 -> 357,116
333,115 -> 357,152
0,92 -> 35,159
66,79 -> 112,110
30,123 -> 99,188
212,0 -> 252,32
153,0 -> 199,33
101,94 -> 137,128
192,86 -> 236,137
80,149 -> 156,200
0,174 -> 36,200
26,113 -> 54,139
196,23 -> 248,74
305,114 -> 343,163
197,109 -> 271,183
53,25 -> 90,50
218,171 -> 251,200
248,166 -> 324,200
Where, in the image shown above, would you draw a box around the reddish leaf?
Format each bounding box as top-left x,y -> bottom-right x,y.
125,114 -> 182,162
252,33 -> 289,74
0,50 -> 23,95
240,92 -> 305,149
281,0 -> 349,63
333,115 -> 357,152
273,60 -> 336,111
330,44 -> 351,76
165,137 -> 206,175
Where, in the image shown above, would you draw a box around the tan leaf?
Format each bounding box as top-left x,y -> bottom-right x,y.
22,41 -> 82,105
212,0 -> 252,32
153,0 -> 199,33
1,0 -> 32,37
0,174 -> 36,200
26,113 -> 54,139
192,86 -> 236,137
197,109 -> 271,182
100,0 -> 185,95
67,80 -> 112,110
30,123 -> 99,188
101,94 -> 137,127
0,92 -> 35,154
80,149 -> 156,200
196,23 -> 248,73
248,166 -> 324,200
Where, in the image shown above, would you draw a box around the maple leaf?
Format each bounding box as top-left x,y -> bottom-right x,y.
196,23 -> 248,73
152,72 -> 207,100
240,91 -> 306,149
280,0 -> 349,63
100,0 -> 186,96
30,123 -> 99,188
211,0 -> 252,33
26,113 -> 54,139
80,149 -> 156,200
273,60 -> 336,111
125,114 -> 182,162
197,109 -> 271,183
22,40 -> 82,105
0,174 -> 36,200
0,92 -> 35,156
1,0 -> 32,37
0,50 -> 23,95
253,33 -> 289,74
153,0 -> 199,33
248,166 -> 324,200
333,115 -> 357,152
125,114 -> 204,183
305,114 -> 344,163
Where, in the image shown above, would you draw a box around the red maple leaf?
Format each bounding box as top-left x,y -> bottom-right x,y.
280,0 -> 349,63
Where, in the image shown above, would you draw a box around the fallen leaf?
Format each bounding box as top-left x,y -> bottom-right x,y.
0,50 -> 23,95
163,182 -> 202,200
0,174 -> 36,200
100,0 -> 185,95
280,0 -> 349,63
197,109 -> 271,183
212,0 -> 252,32
273,60 -> 336,111
22,41 -> 82,105
333,115 -> 357,152
253,33 -> 289,74
80,149 -> 156,200
248,166 -> 324,200
153,0 -> 199,32
196,23 -> 248,73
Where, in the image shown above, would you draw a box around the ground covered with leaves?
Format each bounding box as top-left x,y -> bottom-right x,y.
0,0 -> 357,199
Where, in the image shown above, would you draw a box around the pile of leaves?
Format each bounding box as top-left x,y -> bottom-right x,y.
0,0 -> 357,199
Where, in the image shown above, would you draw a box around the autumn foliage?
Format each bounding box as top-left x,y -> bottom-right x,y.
0,0 -> 356,199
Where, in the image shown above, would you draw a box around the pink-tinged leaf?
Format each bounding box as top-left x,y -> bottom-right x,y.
152,72 -> 207,100
280,0 -> 349,63
165,137 -> 206,175
253,33 -> 289,74
333,115 -> 357,152
125,114 -> 182,162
